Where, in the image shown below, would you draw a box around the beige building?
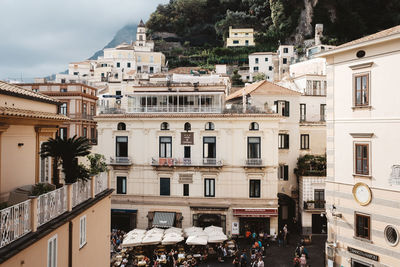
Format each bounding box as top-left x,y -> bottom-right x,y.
320,26 -> 400,267
0,81 -> 112,267
94,80 -> 281,236
226,80 -> 326,231
226,27 -> 255,47
19,82 -> 98,144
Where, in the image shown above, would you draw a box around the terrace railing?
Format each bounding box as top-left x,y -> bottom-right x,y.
37,186 -> 67,227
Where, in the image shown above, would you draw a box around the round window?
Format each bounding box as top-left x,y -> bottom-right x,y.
384,225 -> 399,246
356,50 -> 366,58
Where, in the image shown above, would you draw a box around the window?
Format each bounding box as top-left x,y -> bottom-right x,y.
127,62 -> 131,68
265,57 -> 268,62
60,88 -> 67,92
300,104 -> 306,122
160,178 -> 170,196
47,235 -> 57,267
160,136 -> 172,158
116,62 -> 120,68
275,100 -> 290,117
90,105 -> 95,116
249,180 -> 260,198
355,144 -> 369,175
150,67 -> 154,73
59,127 -> 67,140
253,66 -> 259,72
269,66 -> 273,71
314,189 -> 325,208
160,122 -> 169,130
79,215 -> 87,248
248,137 -> 261,159
116,136 -> 128,157
355,213 -> 370,240
184,146 -> 191,159
384,225 -> 399,246
184,122 -> 191,131
278,165 -> 289,180
283,48 -> 289,53
205,122 -> 215,131
320,104 -> 326,121
283,58 -> 287,64
82,103 -> 87,115
249,122 -> 259,131
116,176 -> 126,194
117,122 -> 126,130
59,103 -> 67,115
83,127 -> 87,137
278,134 -> 289,149
232,40 -> 239,44
354,73 -> 369,106
300,134 -> 310,150
245,40 -> 249,46
137,66 -> 142,72
255,58 -> 259,64
150,56 -> 154,63
90,127 -> 95,141
203,137 -> 216,159
183,184 -> 189,196
137,56 -> 141,62
204,178 -> 215,197
116,91 -> 121,96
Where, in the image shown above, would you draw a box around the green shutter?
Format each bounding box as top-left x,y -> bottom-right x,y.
284,165 -> 289,181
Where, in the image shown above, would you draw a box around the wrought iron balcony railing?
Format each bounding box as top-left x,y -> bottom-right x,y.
245,158 -> 263,166
110,157 -> 132,165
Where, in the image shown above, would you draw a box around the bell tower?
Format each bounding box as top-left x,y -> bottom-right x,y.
136,19 -> 146,47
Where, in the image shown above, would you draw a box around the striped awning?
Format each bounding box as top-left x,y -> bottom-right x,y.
152,212 -> 175,228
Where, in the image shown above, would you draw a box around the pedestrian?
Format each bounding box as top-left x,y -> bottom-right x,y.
257,257 -> 264,267
246,229 -> 252,245
252,231 -> 257,244
278,230 -> 283,247
293,255 -> 301,267
300,254 -> 307,267
240,250 -> 248,267
283,224 -> 289,246
233,255 -> 240,267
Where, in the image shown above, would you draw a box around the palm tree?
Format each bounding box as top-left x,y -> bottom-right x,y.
40,135 -> 92,185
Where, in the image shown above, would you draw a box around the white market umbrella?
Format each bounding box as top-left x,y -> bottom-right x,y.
204,226 -> 223,234
184,226 -> 203,237
165,227 -> 182,235
142,233 -> 163,245
186,235 -> 208,246
207,233 -> 228,243
162,232 -> 184,245
147,228 -> 165,235
122,234 -> 144,247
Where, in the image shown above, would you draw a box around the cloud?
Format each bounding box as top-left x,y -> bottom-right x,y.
0,0 -> 168,80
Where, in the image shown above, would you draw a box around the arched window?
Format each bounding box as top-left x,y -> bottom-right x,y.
184,122 -> 191,131
205,122 -> 215,131
161,122 -> 169,130
117,122 -> 126,131
249,122 -> 259,131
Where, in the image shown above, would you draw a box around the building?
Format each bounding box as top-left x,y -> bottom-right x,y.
277,45 -> 296,81
248,52 -> 277,82
320,25 -> 400,267
0,81 -> 112,267
19,81 -> 99,144
226,27 -> 255,47
55,20 -> 166,86
94,79 -> 281,236
226,79 -> 326,230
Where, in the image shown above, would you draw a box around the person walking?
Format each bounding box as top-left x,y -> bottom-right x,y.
240,250 -> 248,267
257,257 -> 264,267
283,224 -> 289,246
300,254 -> 307,267
277,230 -> 283,247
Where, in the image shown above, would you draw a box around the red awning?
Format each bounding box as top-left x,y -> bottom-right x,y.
233,208 -> 278,217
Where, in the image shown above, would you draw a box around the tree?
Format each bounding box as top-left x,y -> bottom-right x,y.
231,69 -> 244,86
252,72 -> 266,82
40,135 -> 92,184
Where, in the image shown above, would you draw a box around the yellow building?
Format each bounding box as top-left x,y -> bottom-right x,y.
0,81 -> 112,267
319,26 -> 400,267
226,27 -> 255,47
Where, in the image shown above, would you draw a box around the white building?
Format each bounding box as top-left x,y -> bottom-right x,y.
248,52 -> 277,82
320,25 -> 400,267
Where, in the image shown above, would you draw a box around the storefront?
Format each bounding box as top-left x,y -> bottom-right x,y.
233,208 -> 278,235
191,206 -> 228,233
111,209 -> 137,232
147,211 -> 183,228
348,247 -> 378,267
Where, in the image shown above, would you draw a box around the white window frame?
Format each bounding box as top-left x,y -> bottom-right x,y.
47,234 -> 57,267
79,215 -> 87,248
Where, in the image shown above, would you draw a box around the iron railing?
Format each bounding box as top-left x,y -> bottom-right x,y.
72,180 -> 91,208
110,157 -> 132,165
151,158 -> 223,167
245,158 -> 263,166
37,186 -> 67,227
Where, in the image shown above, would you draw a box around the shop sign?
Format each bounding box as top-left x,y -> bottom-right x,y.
179,173 -> 193,183
232,222 -> 239,235
347,246 -> 379,261
181,132 -> 194,145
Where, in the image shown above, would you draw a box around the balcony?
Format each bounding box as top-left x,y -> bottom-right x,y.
303,200 -> 326,211
127,106 -> 222,114
0,173 -> 109,249
245,158 -> 264,167
151,158 -> 223,167
69,113 -> 95,120
109,157 -> 132,166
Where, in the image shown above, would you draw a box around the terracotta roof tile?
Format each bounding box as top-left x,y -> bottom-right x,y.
226,80 -> 300,101
0,107 -> 70,121
0,80 -> 59,104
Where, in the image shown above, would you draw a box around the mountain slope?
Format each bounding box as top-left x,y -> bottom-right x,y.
88,24 -> 138,60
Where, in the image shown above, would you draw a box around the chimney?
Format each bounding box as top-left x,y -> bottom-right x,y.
315,24 -> 323,46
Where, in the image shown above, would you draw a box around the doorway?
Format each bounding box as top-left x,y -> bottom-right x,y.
312,213 -> 327,234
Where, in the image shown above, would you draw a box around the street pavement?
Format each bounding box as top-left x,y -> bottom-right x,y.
200,234 -> 326,267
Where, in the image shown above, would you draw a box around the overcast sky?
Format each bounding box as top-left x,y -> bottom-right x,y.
0,0 -> 168,81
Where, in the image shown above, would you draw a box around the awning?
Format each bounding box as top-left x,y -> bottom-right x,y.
233,208 -> 278,217
112,209 -> 137,213
152,212 -> 175,228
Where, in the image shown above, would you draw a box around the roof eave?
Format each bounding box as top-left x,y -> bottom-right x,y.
317,33 -> 400,58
